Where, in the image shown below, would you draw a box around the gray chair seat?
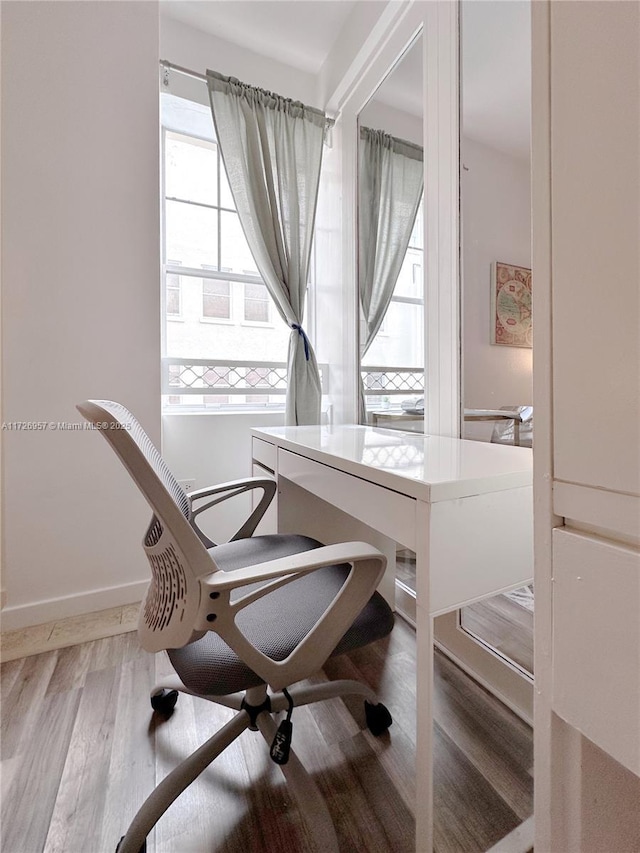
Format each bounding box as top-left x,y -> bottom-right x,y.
169,534 -> 394,695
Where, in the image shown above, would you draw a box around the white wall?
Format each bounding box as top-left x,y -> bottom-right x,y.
162,412 -> 284,544
1,1 -> 161,629
317,0 -> 400,109
358,98 -> 423,147
0,3 -> 4,610
160,15 -> 317,107
461,136 -> 532,434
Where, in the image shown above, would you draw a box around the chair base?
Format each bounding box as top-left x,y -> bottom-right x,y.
116,678 -> 392,853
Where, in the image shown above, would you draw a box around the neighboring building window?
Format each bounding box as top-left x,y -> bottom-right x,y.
161,93 -> 292,411
244,282 -> 270,323
166,260 -> 182,317
203,278 -> 231,319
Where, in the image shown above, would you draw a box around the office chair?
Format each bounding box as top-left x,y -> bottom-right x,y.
490,405 -> 533,448
77,400 -> 394,853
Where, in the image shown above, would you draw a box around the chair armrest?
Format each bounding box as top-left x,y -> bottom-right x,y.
201,541 -> 379,592
188,477 -> 276,547
196,542 -> 387,691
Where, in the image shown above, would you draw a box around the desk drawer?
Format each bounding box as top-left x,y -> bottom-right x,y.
278,448 -> 416,550
252,437 -> 276,473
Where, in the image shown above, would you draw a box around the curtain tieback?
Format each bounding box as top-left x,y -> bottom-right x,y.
291,324 -> 311,361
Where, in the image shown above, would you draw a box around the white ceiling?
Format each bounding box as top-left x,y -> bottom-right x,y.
161,0 -> 531,160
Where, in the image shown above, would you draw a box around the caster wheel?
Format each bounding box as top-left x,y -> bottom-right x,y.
150,688 -> 179,715
115,835 -> 146,853
364,700 -> 393,736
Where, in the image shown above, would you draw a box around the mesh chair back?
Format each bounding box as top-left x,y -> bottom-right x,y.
77,400 -> 214,652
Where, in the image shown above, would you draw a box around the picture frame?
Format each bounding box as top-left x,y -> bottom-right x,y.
491,261 -> 532,348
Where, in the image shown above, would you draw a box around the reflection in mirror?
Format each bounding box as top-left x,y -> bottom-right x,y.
356,34 -> 423,615
357,34 -> 424,431
458,0 -> 533,676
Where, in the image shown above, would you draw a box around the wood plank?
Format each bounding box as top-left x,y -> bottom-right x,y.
98,655 -> 157,853
1,687 -> 81,853
338,731 -> 414,852
434,651 -> 533,820
1,650 -> 58,761
0,656 -> 25,697
433,722 -> 522,853
43,667 -> 120,853
46,640 -> 95,695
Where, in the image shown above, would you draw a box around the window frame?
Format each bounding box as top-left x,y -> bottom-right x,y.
160,120 -> 297,413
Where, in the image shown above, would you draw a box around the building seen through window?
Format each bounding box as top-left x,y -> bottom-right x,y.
361,199 -> 425,411
161,93 -> 290,410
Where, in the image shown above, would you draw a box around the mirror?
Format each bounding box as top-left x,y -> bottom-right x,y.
459,0 -> 533,676
357,34 -> 424,435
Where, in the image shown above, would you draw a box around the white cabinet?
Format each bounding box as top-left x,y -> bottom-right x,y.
533,1 -> 640,849
552,529 -> 639,777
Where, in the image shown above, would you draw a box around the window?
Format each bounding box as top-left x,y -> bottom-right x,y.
203,278 -> 231,319
361,197 -> 425,412
161,93 -> 292,411
244,282 -> 270,323
166,261 -> 182,317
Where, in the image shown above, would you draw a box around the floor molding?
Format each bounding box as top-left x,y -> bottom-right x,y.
0,602 -> 140,662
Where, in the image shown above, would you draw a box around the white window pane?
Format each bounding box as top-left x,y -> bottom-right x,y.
166,200 -> 217,269
166,272 -> 181,316
394,245 -> 423,299
220,211 -> 258,275
409,199 -> 424,251
363,301 -> 424,368
203,279 -> 231,319
219,162 -> 235,210
161,93 -> 214,142
165,134 -> 217,206
244,282 -> 269,322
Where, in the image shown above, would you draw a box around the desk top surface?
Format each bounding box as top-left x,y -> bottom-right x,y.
252,424 -> 532,501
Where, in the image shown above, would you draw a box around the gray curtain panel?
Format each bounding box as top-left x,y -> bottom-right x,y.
207,70 -> 326,426
358,126 -> 424,421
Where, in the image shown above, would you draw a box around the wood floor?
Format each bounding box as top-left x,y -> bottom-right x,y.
461,597 -> 534,676
1,617 -> 533,853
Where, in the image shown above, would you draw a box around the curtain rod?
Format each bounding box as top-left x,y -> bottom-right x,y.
160,60 -> 206,85
159,60 -> 335,128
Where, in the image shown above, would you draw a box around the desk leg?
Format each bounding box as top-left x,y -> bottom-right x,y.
415,499 -> 433,853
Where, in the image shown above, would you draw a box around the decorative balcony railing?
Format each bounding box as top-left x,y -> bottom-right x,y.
162,357 -> 328,396
360,366 -> 424,397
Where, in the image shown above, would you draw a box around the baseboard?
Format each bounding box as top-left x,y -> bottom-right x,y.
0,579 -> 148,632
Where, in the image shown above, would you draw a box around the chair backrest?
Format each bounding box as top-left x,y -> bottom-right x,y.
77,400 -> 215,652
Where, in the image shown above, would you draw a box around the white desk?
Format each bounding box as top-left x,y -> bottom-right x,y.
251,424 -> 533,852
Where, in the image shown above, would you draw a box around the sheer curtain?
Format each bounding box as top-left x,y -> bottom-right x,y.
358,126 -> 424,421
207,70 -> 326,425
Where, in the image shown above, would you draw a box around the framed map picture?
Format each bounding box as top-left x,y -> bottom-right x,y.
491,261 -> 532,347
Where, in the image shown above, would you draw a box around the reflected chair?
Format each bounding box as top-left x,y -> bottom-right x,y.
77,400 -> 394,853
490,405 -> 533,448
